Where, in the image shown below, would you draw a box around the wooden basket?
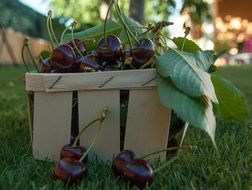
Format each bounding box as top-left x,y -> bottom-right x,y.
25,69 -> 173,162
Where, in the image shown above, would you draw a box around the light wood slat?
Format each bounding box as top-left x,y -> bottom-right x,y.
124,89 -> 171,161
25,73 -> 45,92
27,91 -> 34,143
25,69 -> 156,92
33,92 -> 72,161
78,90 -> 120,161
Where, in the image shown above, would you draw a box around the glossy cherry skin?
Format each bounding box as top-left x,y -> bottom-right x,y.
60,144 -> 88,164
67,39 -> 87,58
96,35 -> 122,62
112,150 -> 137,178
130,38 -> 155,68
50,44 -> 77,72
40,58 -> 53,73
54,157 -> 87,183
122,158 -> 154,189
77,54 -> 101,72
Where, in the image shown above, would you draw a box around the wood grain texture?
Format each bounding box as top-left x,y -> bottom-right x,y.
33,92 -> 72,161
78,90 -> 120,161
25,69 -> 156,92
124,89 -> 171,161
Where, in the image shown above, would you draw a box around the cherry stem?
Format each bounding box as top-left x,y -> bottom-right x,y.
139,57 -> 155,69
159,33 -> 168,48
78,107 -> 110,163
181,27 -> 191,51
79,121 -> 102,163
153,155 -> 178,173
71,22 -> 84,58
125,29 -> 133,48
60,23 -> 72,44
47,11 -> 55,48
24,38 -> 39,72
72,118 -> 100,147
114,2 -> 132,47
141,146 -> 180,159
115,1 -> 139,44
81,38 -> 96,44
141,145 -> 196,159
21,38 -> 31,73
48,11 -> 59,46
103,0 -> 114,46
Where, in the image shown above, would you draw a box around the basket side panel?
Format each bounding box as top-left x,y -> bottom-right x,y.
33,92 -> 72,161
78,90 -> 120,161
124,89 -> 171,160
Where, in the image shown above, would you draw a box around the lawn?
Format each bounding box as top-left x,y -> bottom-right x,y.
0,65 -> 251,189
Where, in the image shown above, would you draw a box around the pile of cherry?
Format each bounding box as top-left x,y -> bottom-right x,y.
40,34 -> 155,73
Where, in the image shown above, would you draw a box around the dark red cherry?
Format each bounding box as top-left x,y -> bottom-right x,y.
130,38 -> 155,68
112,150 -> 137,177
50,44 -> 77,72
96,35 -> 122,62
54,157 -> 87,183
60,144 -> 88,164
40,58 -> 53,73
122,158 -> 154,189
67,39 -> 87,58
77,54 -> 101,72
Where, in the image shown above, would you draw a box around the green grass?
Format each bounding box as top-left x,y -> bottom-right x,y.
0,65 -> 251,190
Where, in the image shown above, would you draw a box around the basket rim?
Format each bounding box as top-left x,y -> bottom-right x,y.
25,68 -> 157,92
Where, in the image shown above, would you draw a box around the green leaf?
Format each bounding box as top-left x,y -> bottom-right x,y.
172,37 -> 202,52
157,48 -> 218,103
64,21 -> 122,51
157,75 -> 216,144
212,75 -> 249,123
190,50 -> 215,72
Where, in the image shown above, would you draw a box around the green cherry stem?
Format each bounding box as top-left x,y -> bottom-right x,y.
81,38 -> 96,44
114,2 -> 132,47
21,38 -> 31,73
115,1 -> 139,44
78,107 -> 110,163
141,145 -> 197,159
141,147 -> 179,159
47,11 -> 55,48
125,29 -> 133,48
71,22 -> 84,58
48,11 -> 59,46
72,107 -> 110,147
60,23 -> 72,44
79,121 -> 102,163
103,0 -> 114,46
24,38 -> 39,72
181,27 -> 191,51
153,155 -> 178,173
140,144 -> 196,173
72,118 -> 100,147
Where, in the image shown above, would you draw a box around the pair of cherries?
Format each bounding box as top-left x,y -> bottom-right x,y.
96,35 -> 155,70
112,150 -> 154,189
53,107 -> 110,183
40,39 -> 93,73
54,144 -> 88,183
